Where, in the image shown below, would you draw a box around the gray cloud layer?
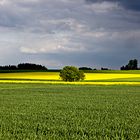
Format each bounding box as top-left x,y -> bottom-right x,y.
86,0 -> 140,11
0,0 -> 140,69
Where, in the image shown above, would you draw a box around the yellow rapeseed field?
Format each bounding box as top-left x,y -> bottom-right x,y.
0,72 -> 59,80
0,72 -> 140,85
85,73 -> 140,80
0,80 -> 140,85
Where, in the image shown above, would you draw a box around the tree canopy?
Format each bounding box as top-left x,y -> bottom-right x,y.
120,59 -> 138,70
60,66 -> 85,82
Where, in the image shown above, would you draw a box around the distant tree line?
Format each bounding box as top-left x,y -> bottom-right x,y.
79,67 -> 110,71
120,59 -> 138,70
0,63 -> 47,70
0,59 -> 139,71
101,67 -> 110,70
79,67 -> 92,70
79,59 -> 139,71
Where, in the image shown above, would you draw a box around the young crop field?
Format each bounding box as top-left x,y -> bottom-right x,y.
0,84 -> 140,139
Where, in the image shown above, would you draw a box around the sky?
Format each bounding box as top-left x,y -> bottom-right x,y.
0,0 -> 140,69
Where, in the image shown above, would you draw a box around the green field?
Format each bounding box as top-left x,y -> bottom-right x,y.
0,83 -> 140,139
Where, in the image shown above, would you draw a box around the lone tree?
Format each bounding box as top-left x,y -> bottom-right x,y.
60,66 -> 85,82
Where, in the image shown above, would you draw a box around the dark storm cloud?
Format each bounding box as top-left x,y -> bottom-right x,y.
86,0 -> 140,11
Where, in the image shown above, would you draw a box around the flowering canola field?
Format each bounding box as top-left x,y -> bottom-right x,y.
0,72 -> 140,85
